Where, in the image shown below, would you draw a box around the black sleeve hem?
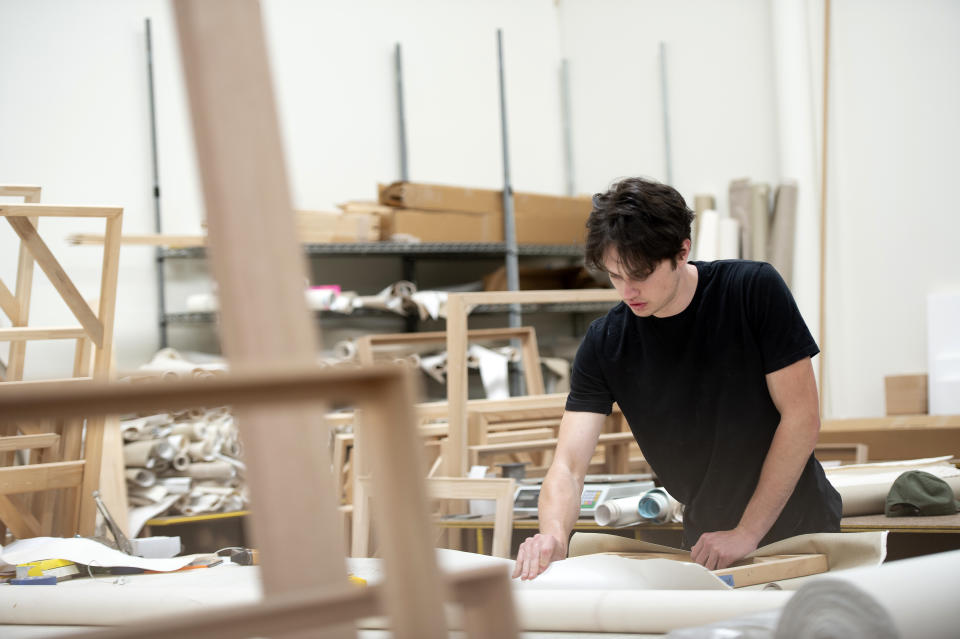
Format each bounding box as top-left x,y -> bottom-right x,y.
764,343 -> 820,375
564,397 -> 613,416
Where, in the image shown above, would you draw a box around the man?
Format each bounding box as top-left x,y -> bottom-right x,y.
513,177 -> 841,580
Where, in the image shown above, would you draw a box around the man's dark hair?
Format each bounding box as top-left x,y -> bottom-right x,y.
584,177 -> 695,279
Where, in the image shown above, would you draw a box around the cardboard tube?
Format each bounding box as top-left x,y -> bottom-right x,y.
125,468 -> 156,488
183,461 -> 236,481
172,453 -> 191,472
594,494 -> 643,527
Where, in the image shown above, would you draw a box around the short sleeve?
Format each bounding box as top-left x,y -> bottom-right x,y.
565,319 -> 615,415
749,263 -> 820,374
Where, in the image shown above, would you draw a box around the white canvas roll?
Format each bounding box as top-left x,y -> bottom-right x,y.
718,216 -> 741,259
825,456 -> 960,516
694,210 -> 720,261
751,183 -> 770,262
775,549 -> 960,639
594,494 -> 643,527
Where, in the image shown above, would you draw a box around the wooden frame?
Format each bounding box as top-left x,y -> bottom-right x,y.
355,325 -> 545,395
444,289 -> 621,477
354,476 -> 516,559
77,2 -> 517,637
0,366 -> 518,638
0,195 -> 123,539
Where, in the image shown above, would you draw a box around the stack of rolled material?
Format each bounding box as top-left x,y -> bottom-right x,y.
774,549 -> 960,638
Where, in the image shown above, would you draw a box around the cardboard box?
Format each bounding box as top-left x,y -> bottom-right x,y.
295,210 -> 379,243
378,181 -> 592,245
389,208 -> 502,243
884,374 -> 928,415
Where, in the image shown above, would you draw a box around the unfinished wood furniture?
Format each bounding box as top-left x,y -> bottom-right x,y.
444,290 -> 621,479
355,325 -> 545,395
603,552 -> 829,588
353,476 -> 516,559
65,2 -> 516,637
820,414 -> 960,461
815,442 -> 868,465
0,192 -> 123,540
0,367 -> 519,638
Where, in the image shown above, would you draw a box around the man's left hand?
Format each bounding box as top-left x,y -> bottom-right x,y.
689,527 -> 760,570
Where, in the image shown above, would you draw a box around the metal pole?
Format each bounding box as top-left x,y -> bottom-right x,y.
659,42 -> 674,186
497,29 -> 521,326
497,29 -> 523,396
146,18 -> 168,349
394,42 -> 409,182
559,58 -> 575,196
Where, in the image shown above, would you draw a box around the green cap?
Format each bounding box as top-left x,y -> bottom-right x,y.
885,470 -> 960,517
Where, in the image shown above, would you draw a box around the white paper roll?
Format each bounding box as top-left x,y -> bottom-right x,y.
718,216 -> 741,260
694,210 -> 720,261
774,549 -> 960,639
124,468 -> 156,488
594,494 -> 643,527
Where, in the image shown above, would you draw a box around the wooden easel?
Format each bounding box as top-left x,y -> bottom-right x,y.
0,189 -> 123,539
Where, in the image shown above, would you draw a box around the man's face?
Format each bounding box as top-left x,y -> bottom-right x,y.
602,245 -> 687,318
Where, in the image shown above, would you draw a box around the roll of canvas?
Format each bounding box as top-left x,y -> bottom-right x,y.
718,217 -> 741,259
183,461 -> 236,481
768,182 -> 798,287
728,178 -> 753,259
825,456 -> 960,516
125,468 -> 156,488
123,440 -> 176,467
637,487 -> 683,523
171,453 -> 191,472
333,339 -> 357,361
695,210 -> 720,261
594,494 -> 644,527
751,183 -> 770,262
774,549 -> 960,639
692,194 -> 716,252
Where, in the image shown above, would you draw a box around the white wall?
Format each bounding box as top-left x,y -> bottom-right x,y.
1,0 -> 958,418
824,0 -> 960,417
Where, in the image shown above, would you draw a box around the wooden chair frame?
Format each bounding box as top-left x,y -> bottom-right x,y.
444,290 -> 621,477
355,325 -> 545,396
0,366 -> 518,638
0,194 -> 123,539
354,476 -> 516,559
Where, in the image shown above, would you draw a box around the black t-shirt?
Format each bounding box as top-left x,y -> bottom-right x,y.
566,260 -> 842,546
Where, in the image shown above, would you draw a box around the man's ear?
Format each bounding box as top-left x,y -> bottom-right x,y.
678,238 -> 692,263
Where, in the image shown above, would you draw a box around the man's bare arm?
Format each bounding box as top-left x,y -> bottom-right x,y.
512,410 -> 605,579
690,356 -> 821,570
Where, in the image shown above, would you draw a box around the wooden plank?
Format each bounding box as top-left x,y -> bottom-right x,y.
171,1 -> 370,636
0,433 -> 60,452
445,293 -> 469,478
7,212 -> 38,381
0,185 -> 42,199
0,493 -> 41,538
0,326 -> 87,341
0,461 -> 84,495
456,288 -> 620,307
519,324 -> 545,395
0,277 -> 18,322
67,233 -> 206,247
6,216 -> 104,347
472,431 -> 635,455
0,204 -> 122,218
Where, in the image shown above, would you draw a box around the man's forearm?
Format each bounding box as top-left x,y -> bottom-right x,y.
737,412 -> 819,541
537,465 -> 584,551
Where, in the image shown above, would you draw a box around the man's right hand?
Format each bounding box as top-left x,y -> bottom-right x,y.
512,533 -> 566,580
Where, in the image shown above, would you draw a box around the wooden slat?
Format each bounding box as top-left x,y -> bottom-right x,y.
428,477 -> 515,559
0,493 -> 41,538
0,277 -> 18,322
0,326 -> 87,341
0,204 -> 121,218
0,185 -> 42,199
67,233 -> 205,247
6,217 -> 104,346
0,433 -> 60,452
456,288 -> 620,307
472,431 -> 636,455
444,293 -> 469,478
7,212 -> 38,382
0,461 -> 84,495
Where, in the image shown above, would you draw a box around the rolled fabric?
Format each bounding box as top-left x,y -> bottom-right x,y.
125,468 -> 156,488
717,216 -> 741,259
774,549 -> 960,639
694,210 -> 720,261
594,494 -> 644,527
333,340 -> 358,361
182,461 -> 236,481
751,183 -> 770,262
171,453 -> 190,472
825,457 -> 960,516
